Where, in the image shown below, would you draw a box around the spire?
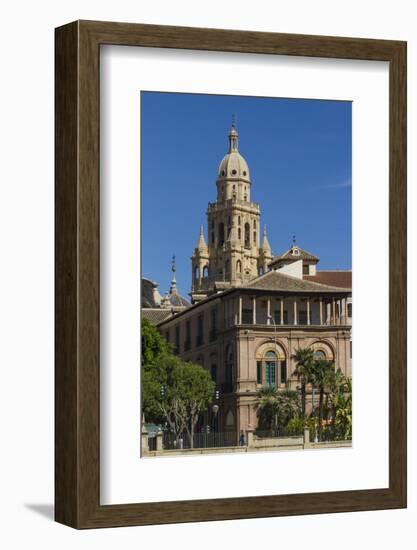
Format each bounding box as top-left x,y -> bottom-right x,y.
261,225 -> 272,255
196,225 -> 208,254
169,254 -> 177,294
228,116 -> 239,152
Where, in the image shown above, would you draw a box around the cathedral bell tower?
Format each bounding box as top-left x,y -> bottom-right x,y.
190,123 -> 272,303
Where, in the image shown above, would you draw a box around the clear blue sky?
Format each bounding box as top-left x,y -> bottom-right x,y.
141,92 -> 352,297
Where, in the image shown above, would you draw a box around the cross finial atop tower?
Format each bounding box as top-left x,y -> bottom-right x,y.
170,254 -> 177,293
228,116 -> 239,152
292,234 -> 296,245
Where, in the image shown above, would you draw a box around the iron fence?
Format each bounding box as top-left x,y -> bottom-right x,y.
163,431 -> 237,450
254,427 -> 304,438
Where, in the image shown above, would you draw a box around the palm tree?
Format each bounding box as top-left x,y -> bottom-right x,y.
255,386 -> 280,433
291,347 -> 314,418
275,389 -> 301,428
310,358 -> 335,437
255,386 -> 301,434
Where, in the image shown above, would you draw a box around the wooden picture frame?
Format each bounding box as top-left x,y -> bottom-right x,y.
55,20 -> 407,528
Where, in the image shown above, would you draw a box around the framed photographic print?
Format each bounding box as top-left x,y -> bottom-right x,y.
55,20 -> 406,528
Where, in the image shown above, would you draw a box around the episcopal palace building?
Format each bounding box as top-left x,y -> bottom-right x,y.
142,124 -> 352,443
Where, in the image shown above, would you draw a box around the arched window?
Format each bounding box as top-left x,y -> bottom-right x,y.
194,265 -> 200,279
203,265 -> 209,278
236,260 -> 242,273
244,223 -> 250,249
218,222 -> 225,247
264,351 -> 277,387
314,349 -> 326,360
256,349 -> 287,387
238,228 -> 241,240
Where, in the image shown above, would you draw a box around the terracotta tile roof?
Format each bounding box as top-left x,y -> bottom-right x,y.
304,270 -> 352,290
141,308 -> 173,325
244,270 -> 350,293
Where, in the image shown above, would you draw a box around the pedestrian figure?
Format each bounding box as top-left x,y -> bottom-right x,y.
239,430 -> 246,446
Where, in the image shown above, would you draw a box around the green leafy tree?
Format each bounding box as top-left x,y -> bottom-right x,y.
330,373 -> 352,440
255,387 -> 301,433
141,317 -> 171,367
286,416 -> 305,436
255,386 -> 280,432
310,358 -> 335,437
141,319 -> 215,446
291,347 -> 315,417
141,318 -> 172,424
172,362 -> 215,447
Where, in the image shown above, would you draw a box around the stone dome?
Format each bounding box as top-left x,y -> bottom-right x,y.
217,126 -> 250,181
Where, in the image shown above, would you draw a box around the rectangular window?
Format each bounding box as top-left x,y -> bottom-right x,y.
196,314 -> 204,347
280,360 -> 287,384
265,360 -> 276,387
184,320 -> 191,351
175,325 -> 180,354
299,310 -> 307,325
256,361 -> 262,384
347,303 -> 352,318
303,264 -> 309,275
242,308 -> 253,324
273,309 -> 288,324
210,363 -> 217,382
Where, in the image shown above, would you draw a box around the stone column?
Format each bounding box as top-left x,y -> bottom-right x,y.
252,296 -> 256,325
293,298 -> 298,325
238,296 -> 242,325
307,297 -> 311,325
156,430 -> 163,451
267,298 -> 271,324
319,297 -> 323,325
332,298 -> 336,326
141,427 -> 149,456
246,428 -> 254,449
304,427 -> 311,449
280,297 -> 284,325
